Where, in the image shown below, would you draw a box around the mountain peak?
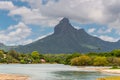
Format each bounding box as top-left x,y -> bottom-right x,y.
60,17 -> 69,24
54,17 -> 75,34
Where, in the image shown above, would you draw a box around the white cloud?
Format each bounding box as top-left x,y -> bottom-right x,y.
35,32 -> 53,41
9,6 -> 60,26
22,39 -> 33,45
108,19 -> 120,35
1,0 -> 119,30
0,22 -> 32,45
99,35 -> 119,42
98,27 -> 112,34
74,26 -> 81,30
88,28 -> 96,33
0,1 -> 16,10
40,0 -> 105,23
22,0 -> 120,33
4,0 -> 119,29
0,0 -> 60,27
1,0 -> 120,45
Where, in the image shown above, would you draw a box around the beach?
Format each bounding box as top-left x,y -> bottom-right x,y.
0,74 -> 29,80
101,69 -> 120,74
78,66 -> 120,74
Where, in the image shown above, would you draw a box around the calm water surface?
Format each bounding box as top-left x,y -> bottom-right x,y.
0,64 -> 115,80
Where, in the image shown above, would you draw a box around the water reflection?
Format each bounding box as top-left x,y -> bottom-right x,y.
53,71 -> 112,80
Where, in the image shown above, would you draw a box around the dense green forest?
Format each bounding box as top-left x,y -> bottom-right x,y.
0,49 -> 120,66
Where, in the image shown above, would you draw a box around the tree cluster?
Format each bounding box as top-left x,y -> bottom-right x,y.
0,49 -> 120,66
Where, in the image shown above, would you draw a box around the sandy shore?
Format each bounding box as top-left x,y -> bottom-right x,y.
78,66 -> 120,74
0,74 -> 29,80
101,69 -> 120,74
78,66 -> 110,71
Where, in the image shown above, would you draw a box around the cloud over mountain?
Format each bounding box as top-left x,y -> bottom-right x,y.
19,0 -> 120,27
0,0 -> 120,45
0,22 -> 31,45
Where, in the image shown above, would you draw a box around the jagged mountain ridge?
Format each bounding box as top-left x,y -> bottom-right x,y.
15,18 -> 120,53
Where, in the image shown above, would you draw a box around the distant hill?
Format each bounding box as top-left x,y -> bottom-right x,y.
15,18 -> 120,53
0,43 -> 16,51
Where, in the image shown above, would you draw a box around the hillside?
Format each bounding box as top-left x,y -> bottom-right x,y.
15,18 -> 120,53
0,43 -> 16,51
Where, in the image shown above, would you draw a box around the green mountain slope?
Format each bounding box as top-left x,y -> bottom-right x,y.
15,18 -> 120,53
0,43 -> 16,51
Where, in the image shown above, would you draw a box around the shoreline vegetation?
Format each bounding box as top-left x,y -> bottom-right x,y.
1,49 -> 120,66
1,49 -> 120,79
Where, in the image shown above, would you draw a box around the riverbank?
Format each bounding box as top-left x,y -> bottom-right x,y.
0,74 -> 29,80
77,66 -> 120,74
77,66 -> 110,71
100,69 -> 120,74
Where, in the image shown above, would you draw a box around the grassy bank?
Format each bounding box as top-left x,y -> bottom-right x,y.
97,76 -> 120,80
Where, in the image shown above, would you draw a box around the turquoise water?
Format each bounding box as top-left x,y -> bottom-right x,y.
0,64 -> 114,80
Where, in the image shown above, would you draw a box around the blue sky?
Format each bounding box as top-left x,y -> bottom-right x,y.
0,0 -> 120,45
